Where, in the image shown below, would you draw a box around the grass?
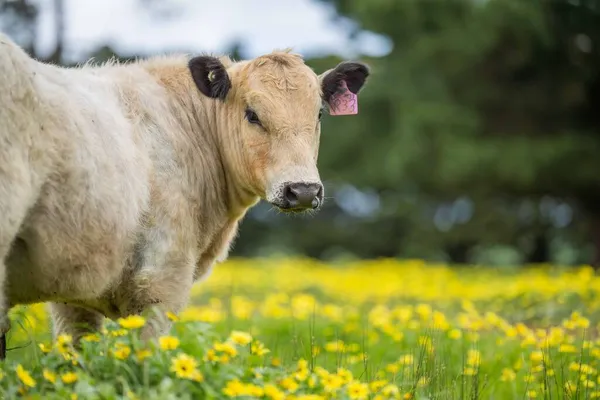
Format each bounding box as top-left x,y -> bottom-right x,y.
1,257 -> 600,399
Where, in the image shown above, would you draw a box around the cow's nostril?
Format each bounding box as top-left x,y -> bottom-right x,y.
284,185 -> 299,207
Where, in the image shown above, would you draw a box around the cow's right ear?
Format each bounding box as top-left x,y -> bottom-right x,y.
189,56 -> 232,101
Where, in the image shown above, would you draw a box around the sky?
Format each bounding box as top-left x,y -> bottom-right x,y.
33,0 -> 392,63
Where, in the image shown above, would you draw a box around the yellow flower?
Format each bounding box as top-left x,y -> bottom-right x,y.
448,329 -> 462,340
337,368 -> 353,384
322,374 -> 344,392
81,333 -> 100,342
214,341 -> 238,357
264,384 -> 285,400
398,354 -> 414,366
223,379 -> 246,397
159,335 -> 180,351
110,329 -> 128,337
118,315 -> 146,329
530,351 -> 544,363
467,349 -> 481,366
386,363 -> 400,374
347,382 -> 369,399
280,376 -> 299,392
500,368 -> 516,382
228,330 -> 253,345
166,311 -> 180,322
136,349 -> 153,361
170,353 -> 202,381
370,380 -> 387,392
251,340 -> 270,356
381,384 -> 400,396
61,372 -> 78,384
559,344 -> 577,353
43,369 -> 56,384
112,344 -> 132,360
38,343 -> 52,353
16,365 -> 36,388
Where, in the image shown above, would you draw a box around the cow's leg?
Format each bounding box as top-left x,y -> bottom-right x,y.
49,303 -> 104,345
125,261 -> 196,341
0,171 -> 39,358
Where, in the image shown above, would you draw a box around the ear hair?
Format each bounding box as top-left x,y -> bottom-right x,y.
188,56 -> 232,101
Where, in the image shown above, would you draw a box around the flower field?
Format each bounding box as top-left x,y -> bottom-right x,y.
1,258 -> 600,399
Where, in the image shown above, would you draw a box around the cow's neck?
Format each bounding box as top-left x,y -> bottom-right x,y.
142,57 -> 259,234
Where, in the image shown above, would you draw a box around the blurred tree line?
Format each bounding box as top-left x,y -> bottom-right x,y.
3,0 -> 600,266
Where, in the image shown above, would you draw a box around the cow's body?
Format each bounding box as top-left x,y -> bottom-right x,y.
0,33 -> 369,344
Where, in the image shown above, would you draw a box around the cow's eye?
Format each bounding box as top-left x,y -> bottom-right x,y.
318,109 -> 323,120
245,109 -> 261,126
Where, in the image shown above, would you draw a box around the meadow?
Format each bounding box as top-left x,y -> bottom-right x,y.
1,258 -> 599,399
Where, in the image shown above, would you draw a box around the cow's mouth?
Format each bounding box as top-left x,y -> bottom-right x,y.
271,202 -> 319,214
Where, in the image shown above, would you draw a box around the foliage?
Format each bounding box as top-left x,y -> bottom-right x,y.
3,258 -> 600,399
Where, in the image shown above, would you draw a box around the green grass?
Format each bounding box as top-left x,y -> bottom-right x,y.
1,258 -> 600,399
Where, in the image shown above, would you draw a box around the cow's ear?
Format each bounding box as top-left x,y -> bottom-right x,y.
319,61 -> 369,115
189,56 -> 232,101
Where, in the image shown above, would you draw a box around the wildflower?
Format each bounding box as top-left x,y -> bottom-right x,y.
228,330 -> 253,345
214,341 -> 238,357
159,335 -> 180,351
81,333 -> 100,342
500,368 -> 516,382
16,365 -> 36,388
322,374 -> 344,393
112,343 -> 132,360
347,382 -> 369,399
448,329 -> 462,340
61,372 -> 78,384
136,348 -> 152,361
166,311 -> 180,321
467,349 -> 481,366
530,351 -> 544,363
170,353 -> 203,381
337,368 -> 353,384
325,340 -> 345,353
251,340 -> 270,356
43,369 -> 56,384
223,379 -> 246,397
38,343 -> 52,353
559,344 -> 577,353
118,315 -> 146,329
381,384 -> 400,396
280,377 -> 299,392
370,380 -> 387,392
386,363 -> 400,374
264,384 -> 285,400
110,329 -> 128,337
398,354 -> 414,366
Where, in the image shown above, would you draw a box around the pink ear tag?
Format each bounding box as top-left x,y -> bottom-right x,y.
329,80 -> 358,115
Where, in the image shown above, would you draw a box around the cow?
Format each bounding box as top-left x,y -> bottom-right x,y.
0,32 -> 369,357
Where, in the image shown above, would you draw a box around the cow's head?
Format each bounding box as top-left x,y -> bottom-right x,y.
188,51 -> 369,213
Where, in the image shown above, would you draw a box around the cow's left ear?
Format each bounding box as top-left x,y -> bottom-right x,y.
189,56 -> 232,101
319,61 -> 370,114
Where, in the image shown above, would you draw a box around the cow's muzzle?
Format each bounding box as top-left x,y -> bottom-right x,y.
272,182 -> 324,212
